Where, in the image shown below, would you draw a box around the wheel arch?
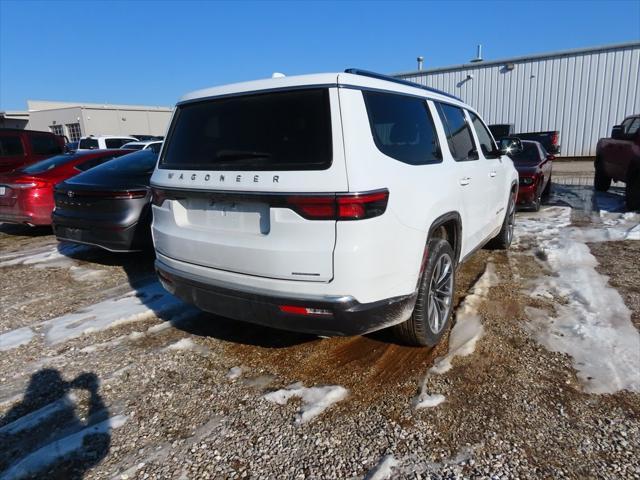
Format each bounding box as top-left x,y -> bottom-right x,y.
426,211 -> 462,265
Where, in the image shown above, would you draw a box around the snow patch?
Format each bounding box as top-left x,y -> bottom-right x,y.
413,264 -> 496,409
43,281 -> 194,345
226,367 -> 243,380
365,455 -> 399,480
69,265 -> 107,282
0,394 -> 76,435
1,415 -> 127,480
0,327 -> 34,351
517,206 -> 640,394
0,243 -> 90,269
263,382 -> 348,423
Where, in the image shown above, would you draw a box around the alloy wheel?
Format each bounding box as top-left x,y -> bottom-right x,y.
427,253 -> 454,334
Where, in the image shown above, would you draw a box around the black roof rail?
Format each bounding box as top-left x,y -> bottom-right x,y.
344,68 -> 462,102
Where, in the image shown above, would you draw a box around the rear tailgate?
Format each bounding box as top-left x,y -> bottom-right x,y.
151,86 -> 348,282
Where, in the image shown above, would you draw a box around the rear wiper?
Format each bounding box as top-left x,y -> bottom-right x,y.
216,150 -> 272,160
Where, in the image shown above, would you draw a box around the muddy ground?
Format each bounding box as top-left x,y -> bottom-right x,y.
0,185 -> 638,479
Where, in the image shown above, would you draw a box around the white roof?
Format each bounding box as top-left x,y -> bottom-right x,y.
81,135 -> 138,140
122,140 -> 162,146
179,72 -> 468,109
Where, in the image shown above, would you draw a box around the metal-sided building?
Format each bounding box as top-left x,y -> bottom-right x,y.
394,41 -> 640,158
21,100 -> 173,142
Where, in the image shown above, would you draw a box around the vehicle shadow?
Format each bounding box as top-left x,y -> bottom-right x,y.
0,369 -> 111,479
55,242 -> 315,349
0,223 -> 52,237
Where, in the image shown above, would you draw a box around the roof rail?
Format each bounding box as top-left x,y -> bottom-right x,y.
344,68 -> 462,101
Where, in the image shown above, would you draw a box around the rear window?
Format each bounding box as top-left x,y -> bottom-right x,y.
89,150 -> 158,175
79,138 -> 99,149
22,153 -> 79,174
362,91 -> 441,165
105,138 -> 132,148
0,135 -> 24,156
30,134 -> 63,155
509,142 -> 540,164
160,89 -> 332,171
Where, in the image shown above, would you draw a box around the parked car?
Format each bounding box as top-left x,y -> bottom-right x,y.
0,128 -> 65,174
150,69 -> 519,347
121,140 -> 163,152
77,135 -> 138,151
595,114 -> 640,210
503,139 -> 553,211
65,141 -> 79,153
52,149 -> 158,252
489,124 -> 561,155
0,150 -> 131,226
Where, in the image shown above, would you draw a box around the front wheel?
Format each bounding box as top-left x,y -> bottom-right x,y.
489,191 -> 516,250
393,238 -> 455,347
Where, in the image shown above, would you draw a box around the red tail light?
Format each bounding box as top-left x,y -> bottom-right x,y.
278,305 -> 333,316
551,132 -> 559,145
5,179 -> 48,189
286,189 -> 389,220
151,187 -> 170,206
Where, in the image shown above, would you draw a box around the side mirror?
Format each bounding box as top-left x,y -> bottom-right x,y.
611,125 -> 624,139
498,137 -> 523,155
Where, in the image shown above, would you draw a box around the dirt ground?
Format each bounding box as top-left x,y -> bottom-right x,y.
0,184 -> 638,479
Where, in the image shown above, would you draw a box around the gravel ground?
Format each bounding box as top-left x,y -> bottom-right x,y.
0,184 -> 638,480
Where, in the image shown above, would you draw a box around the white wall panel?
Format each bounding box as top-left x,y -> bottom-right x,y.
396,43 -> 640,156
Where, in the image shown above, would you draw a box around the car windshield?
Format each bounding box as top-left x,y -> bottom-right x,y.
122,143 -> 145,150
21,152 -> 82,174
160,88 -> 332,171
509,142 -> 539,164
89,149 -> 158,175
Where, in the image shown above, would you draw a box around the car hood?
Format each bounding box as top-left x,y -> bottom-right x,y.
514,164 -> 540,176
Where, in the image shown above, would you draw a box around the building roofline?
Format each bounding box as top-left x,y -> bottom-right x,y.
27,100 -> 172,112
393,40 -> 640,77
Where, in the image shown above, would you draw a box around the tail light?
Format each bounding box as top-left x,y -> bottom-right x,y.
551,132 -> 559,146
81,190 -> 147,199
278,305 -> 333,317
286,189 -> 389,220
5,179 -> 48,189
151,187 -> 171,206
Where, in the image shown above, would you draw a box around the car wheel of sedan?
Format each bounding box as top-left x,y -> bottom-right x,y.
393,238 -> 455,347
541,175 -> 552,200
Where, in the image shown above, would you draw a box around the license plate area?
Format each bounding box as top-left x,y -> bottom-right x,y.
184,198 -> 270,234
0,186 -> 6,196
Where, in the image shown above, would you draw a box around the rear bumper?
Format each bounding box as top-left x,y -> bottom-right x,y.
52,220 -> 149,253
155,259 -> 416,337
0,210 -> 49,226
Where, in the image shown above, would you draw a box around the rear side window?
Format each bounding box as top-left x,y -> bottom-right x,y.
79,138 -> 99,149
468,112 -> 497,157
435,103 -> 478,161
626,117 -> 640,135
0,135 -> 24,156
30,135 -> 63,155
362,91 -> 441,165
105,138 -> 131,148
160,89 -> 332,171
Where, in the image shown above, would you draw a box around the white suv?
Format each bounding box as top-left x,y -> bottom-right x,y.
77,135 -> 139,150
150,70 -> 518,346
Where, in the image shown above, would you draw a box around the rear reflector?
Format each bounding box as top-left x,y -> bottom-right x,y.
278,305 -> 333,316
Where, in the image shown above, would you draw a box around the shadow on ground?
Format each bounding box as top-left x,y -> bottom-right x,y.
0,369 -> 111,480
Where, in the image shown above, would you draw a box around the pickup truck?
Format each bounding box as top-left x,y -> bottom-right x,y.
595,114 -> 640,210
489,124 -> 561,155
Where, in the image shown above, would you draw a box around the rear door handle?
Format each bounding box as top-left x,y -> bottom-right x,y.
489,171 -> 497,177
459,177 -> 471,186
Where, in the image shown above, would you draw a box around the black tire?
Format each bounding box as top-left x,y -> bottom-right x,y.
594,159 -> 611,192
532,186 -> 542,212
541,174 -> 552,201
626,171 -> 640,211
489,191 -> 516,250
393,238 -> 455,347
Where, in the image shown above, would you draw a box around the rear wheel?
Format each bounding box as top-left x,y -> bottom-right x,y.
594,159 -> 612,192
489,191 -> 516,250
393,238 -> 455,347
626,171 -> 640,211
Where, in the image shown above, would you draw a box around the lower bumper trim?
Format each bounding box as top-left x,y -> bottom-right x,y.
155,259 -> 416,337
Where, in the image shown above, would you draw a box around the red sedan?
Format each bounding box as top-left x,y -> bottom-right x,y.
0,150 -> 131,226
510,140 -> 554,211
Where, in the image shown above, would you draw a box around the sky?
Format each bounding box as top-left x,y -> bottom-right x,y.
1,0 -> 639,110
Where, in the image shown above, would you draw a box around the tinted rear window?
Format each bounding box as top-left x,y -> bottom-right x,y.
105,138 -> 132,148
30,135 -> 63,155
0,135 -> 24,156
89,150 -> 158,175
79,138 -> 99,149
160,89 -> 332,171
509,142 -> 540,164
362,91 -> 441,165
435,103 -> 478,162
22,153 -> 79,174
